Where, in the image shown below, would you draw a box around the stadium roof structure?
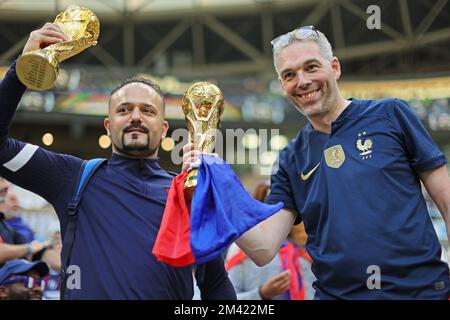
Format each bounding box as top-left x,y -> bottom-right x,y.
0,0 -> 449,77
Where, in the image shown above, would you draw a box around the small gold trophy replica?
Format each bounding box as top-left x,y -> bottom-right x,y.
182,82 -> 224,200
16,6 -> 100,91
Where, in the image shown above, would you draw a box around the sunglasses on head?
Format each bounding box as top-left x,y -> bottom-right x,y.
1,275 -> 46,290
271,25 -> 320,50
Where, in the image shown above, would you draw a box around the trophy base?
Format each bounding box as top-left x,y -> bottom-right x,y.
16,52 -> 58,91
184,169 -> 198,189
183,169 -> 198,204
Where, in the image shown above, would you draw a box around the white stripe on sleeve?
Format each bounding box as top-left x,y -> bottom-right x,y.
2,144 -> 39,172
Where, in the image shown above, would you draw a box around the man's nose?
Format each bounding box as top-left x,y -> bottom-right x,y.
130,107 -> 142,122
297,71 -> 312,89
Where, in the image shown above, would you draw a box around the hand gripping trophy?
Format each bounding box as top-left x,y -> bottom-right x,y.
182,82 -> 224,200
16,6 -> 100,91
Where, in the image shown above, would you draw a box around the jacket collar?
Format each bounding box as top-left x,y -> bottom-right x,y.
108,153 -> 164,178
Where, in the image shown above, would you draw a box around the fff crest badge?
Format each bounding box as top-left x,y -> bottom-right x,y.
324,145 -> 345,168
356,131 -> 373,160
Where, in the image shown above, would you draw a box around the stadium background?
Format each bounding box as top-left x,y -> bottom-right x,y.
0,0 -> 449,263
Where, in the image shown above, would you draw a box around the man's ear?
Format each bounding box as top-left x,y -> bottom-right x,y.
161,120 -> 169,139
0,286 -> 8,300
104,118 -> 110,136
331,57 -> 341,80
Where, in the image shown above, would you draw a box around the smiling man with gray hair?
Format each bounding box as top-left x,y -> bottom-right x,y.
183,25 -> 450,299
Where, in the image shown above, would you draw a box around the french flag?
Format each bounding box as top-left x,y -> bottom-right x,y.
152,154 -> 283,267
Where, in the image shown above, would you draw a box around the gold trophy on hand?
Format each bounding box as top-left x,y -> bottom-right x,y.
16,6 -> 100,91
182,82 -> 224,201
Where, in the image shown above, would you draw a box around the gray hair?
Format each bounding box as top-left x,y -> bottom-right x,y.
272,28 -> 333,75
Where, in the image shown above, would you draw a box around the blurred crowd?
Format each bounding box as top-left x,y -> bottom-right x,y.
0,177 -> 61,300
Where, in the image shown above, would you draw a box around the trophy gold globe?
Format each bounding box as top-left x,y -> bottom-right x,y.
16,6 -> 100,91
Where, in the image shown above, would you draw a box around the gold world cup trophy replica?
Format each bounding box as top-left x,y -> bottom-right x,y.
16,6 -> 100,91
182,82 -> 224,201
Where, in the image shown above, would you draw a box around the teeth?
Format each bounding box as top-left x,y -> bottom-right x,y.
300,89 -> 319,99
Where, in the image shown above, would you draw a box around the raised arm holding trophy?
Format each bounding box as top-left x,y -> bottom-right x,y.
16,6 -> 99,91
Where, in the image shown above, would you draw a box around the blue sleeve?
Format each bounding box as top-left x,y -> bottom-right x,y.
390,99 -> 447,173
0,61 -> 83,204
264,151 -> 300,222
197,256 -> 237,300
0,60 -> 27,144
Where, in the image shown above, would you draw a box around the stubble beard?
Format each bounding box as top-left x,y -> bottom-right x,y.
298,80 -> 338,119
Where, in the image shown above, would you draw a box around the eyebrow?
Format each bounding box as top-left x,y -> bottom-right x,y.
302,58 -> 322,66
115,102 -> 158,112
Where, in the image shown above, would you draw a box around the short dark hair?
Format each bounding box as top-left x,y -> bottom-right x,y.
109,77 -> 165,111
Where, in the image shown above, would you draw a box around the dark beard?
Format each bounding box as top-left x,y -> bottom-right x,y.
114,133 -> 158,158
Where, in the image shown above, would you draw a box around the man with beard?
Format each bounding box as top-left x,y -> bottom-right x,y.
184,26 -> 450,299
0,23 -> 236,300
0,259 -> 49,300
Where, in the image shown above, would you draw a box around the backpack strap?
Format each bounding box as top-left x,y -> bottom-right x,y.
60,158 -> 106,300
